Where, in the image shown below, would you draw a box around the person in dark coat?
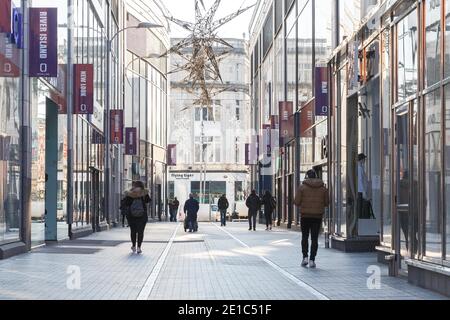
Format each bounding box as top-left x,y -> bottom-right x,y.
217,194 -> 229,227
184,194 -> 200,232
246,190 -> 261,231
121,181 -> 151,254
261,190 -> 276,231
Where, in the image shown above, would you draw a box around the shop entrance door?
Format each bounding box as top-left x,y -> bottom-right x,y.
394,102 -> 419,274
44,98 -> 58,242
90,168 -> 100,232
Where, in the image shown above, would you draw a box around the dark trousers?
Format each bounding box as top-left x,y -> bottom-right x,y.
265,210 -> 273,228
220,209 -> 227,226
301,218 -> 322,261
170,209 -> 178,222
129,219 -> 147,248
248,211 -> 258,230
188,213 -> 198,231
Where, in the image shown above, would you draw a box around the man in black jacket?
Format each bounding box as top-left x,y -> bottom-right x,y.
184,194 -> 200,232
246,190 -> 261,231
217,194 -> 229,227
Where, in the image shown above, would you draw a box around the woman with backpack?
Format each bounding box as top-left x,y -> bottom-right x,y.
261,190 -> 276,231
121,181 -> 151,254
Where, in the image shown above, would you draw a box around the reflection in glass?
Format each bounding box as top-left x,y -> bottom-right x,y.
445,85 -> 450,261
425,0 -> 441,87
397,10 -> 418,101
425,91 -> 442,259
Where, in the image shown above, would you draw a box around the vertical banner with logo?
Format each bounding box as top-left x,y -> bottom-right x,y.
279,101 -> 294,146
167,144 -> 177,165
110,110 -> 124,144
261,124 -> 271,156
73,64 -> 94,114
0,0 -> 11,34
0,33 -> 20,77
125,128 -> 137,155
315,67 -> 329,116
29,8 -> 57,77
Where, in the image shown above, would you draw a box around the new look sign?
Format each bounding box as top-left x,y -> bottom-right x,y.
29,8 -> 57,77
73,64 -> 94,114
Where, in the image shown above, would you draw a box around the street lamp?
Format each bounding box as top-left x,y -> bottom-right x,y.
104,22 -> 164,226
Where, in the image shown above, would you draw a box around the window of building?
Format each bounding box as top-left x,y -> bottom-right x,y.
194,136 -> 222,163
424,90 -> 442,259
425,0 -> 441,88
298,1 -> 313,106
445,85 -> 450,261
445,0 -> 450,78
235,181 -> 244,201
275,0 -> 283,34
263,5 -> 274,57
236,107 -> 240,120
397,9 -> 418,102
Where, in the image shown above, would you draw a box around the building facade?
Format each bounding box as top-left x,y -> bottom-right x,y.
328,0 -> 450,296
168,38 -> 251,221
250,0 -> 449,295
0,0 -> 169,259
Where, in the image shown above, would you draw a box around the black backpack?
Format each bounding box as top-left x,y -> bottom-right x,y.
129,198 -> 145,218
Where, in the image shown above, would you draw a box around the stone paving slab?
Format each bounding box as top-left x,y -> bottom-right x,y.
0,222 -> 447,300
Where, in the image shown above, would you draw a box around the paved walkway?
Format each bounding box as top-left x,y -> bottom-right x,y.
0,222 -> 447,300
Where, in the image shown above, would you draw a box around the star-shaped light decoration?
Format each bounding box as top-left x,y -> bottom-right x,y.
163,0 -> 255,108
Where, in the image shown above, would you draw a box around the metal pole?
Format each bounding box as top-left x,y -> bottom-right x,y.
67,0 -> 74,234
105,39 -> 111,226
20,0 -> 31,249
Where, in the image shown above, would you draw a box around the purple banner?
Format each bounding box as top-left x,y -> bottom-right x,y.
125,128 -> 137,155
167,144 -> 177,165
110,110 -> 124,144
29,8 -> 57,77
73,64 -> 94,114
315,67 -> 329,116
261,124 -> 271,156
279,101 -> 294,146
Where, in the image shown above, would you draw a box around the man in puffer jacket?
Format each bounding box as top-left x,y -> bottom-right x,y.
294,170 -> 329,268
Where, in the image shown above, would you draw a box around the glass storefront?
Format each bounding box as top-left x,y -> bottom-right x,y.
0,0 -> 22,244
329,0 -> 450,272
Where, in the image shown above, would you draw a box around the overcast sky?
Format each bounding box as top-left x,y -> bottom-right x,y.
162,0 -> 255,39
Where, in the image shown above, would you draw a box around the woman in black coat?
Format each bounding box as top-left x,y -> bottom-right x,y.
261,190 -> 276,231
121,181 -> 151,254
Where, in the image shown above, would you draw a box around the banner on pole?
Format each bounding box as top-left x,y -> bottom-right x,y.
167,144 -> 177,165
110,110 -> 124,144
125,128 -> 138,155
315,66 -> 329,116
279,101 -> 294,146
29,8 -> 57,77
0,33 -> 20,77
73,64 -> 94,114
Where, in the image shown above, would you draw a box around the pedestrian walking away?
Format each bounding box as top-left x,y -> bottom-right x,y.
184,194 -> 199,232
169,197 -> 180,222
246,190 -> 261,231
261,190 -> 276,231
294,169 -> 329,268
121,181 -> 151,254
217,194 -> 229,227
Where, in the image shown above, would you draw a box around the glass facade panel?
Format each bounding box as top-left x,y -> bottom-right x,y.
0,0 -> 22,244
445,85 -> 450,261
381,28 -> 392,245
445,0 -> 450,77
424,91 -> 442,259
397,9 -> 418,102
297,1 -> 313,106
425,0 -> 441,88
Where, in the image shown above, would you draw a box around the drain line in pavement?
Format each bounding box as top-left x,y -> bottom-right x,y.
137,223 -> 180,300
213,224 -> 330,300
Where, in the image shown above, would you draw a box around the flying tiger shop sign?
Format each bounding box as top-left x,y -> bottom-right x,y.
29,8 -> 57,77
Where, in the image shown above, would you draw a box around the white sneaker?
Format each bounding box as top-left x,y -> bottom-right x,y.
137,248 -> 142,254
309,260 -> 316,268
301,258 -> 309,267
131,246 -> 136,253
